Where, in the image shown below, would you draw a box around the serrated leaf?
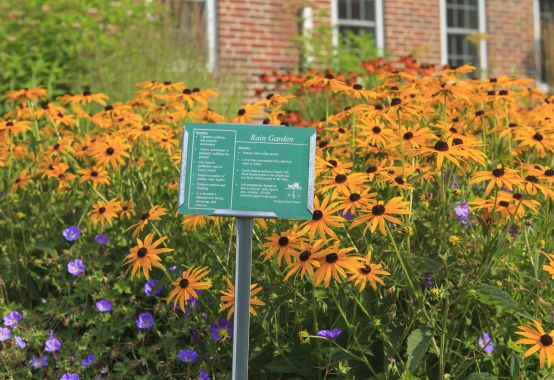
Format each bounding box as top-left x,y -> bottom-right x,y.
476,284 -> 532,319
405,327 -> 432,373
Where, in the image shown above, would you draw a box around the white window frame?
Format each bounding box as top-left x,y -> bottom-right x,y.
206,0 -> 217,72
331,0 -> 384,54
440,0 -> 487,75
534,0 -> 552,90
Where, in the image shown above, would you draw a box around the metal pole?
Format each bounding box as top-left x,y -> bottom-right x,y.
232,217 -> 253,380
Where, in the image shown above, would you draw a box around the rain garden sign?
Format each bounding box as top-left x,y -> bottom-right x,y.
178,123 -> 316,380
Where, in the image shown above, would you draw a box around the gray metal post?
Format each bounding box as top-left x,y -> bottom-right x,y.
232,217 -> 253,380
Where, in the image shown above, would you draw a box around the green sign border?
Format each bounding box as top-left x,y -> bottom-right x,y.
178,123 -> 316,219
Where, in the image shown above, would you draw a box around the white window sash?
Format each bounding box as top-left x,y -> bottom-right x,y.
332,0 -> 384,53
206,0 -> 217,72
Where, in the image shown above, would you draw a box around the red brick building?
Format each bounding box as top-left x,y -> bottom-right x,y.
182,0 -> 553,95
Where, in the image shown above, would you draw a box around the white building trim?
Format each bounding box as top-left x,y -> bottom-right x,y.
375,0 -> 384,54
206,0 -> 217,72
478,0 -> 487,75
302,6 -> 314,64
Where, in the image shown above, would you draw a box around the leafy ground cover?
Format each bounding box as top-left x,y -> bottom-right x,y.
0,59 -> 553,379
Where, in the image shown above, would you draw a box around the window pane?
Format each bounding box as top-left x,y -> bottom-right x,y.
363,0 -> 375,21
447,33 -> 479,69
351,0 -> 361,20
446,0 -> 479,29
339,25 -> 375,38
339,0 -> 348,19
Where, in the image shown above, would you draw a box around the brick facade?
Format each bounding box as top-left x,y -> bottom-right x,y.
216,0 -> 541,97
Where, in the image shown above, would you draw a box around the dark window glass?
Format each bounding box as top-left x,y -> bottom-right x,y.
446,0 -> 480,69
339,0 -> 348,19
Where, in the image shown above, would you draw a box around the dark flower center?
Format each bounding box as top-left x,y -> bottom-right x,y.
475,110 -> 484,117
375,104 -> 383,110
372,126 -> 381,134
141,212 -> 150,221
6,122 -> 13,127
390,98 -> 402,106
163,81 -> 171,85
349,193 -> 361,202
366,165 -> 377,174
104,105 -> 113,111
91,171 -> 98,177
278,236 -> 289,246
434,140 -> 449,152
372,204 -> 385,215
492,168 -> 505,177
525,175 -> 539,183
499,90 -> 508,96
123,206 -> 129,211
53,143 -> 60,150
541,334 -> 553,346
15,178 -> 21,183
106,147 -> 115,155
83,90 -> 91,96
237,108 -> 246,116
142,125 -> 151,131
335,174 -> 347,184
513,193 -> 523,200
403,132 -> 414,140
452,138 -> 464,146
266,93 -> 274,100
327,159 -> 338,167
299,250 -> 311,261
360,265 -> 372,274
545,169 -> 554,177
192,87 -> 200,92
338,128 -> 346,134
394,176 -> 405,185
353,84 -> 363,90
183,88 -> 192,94
99,207 -> 106,214
324,73 -> 334,79
137,247 -> 148,258
449,127 -> 457,133
533,133 -> 543,142
487,90 -> 495,96
325,253 -> 338,263
490,77 -> 497,83
312,210 -> 323,221
179,278 -> 190,288
319,140 -> 329,148
499,201 -> 509,208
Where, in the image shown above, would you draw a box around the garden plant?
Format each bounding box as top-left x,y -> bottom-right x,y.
0,58 -> 554,379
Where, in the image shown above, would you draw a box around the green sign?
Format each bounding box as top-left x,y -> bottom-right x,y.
178,123 -> 316,219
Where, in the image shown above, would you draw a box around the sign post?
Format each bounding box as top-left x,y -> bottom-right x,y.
179,123 -> 315,379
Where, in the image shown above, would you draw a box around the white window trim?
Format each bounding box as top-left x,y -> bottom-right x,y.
331,0 -> 384,54
534,0 -> 550,90
206,0 -> 217,72
440,0 -> 487,76
303,6 -> 314,64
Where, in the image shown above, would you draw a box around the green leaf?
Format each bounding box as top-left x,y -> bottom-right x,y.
475,284 -> 532,319
405,327 -> 432,373
466,372 -> 498,380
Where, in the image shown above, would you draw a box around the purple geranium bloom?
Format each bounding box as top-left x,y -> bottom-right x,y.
210,319 -> 233,342
318,327 -> 342,340
339,209 -> 354,221
96,299 -> 112,313
63,226 -> 81,242
0,327 -> 11,342
60,373 -> 79,380
4,310 -> 22,327
67,259 -> 85,276
454,202 -> 472,226
144,279 -> 163,297
81,353 -> 96,366
478,332 -> 494,354
198,370 -> 211,380
135,312 -> 154,329
94,233 -> 109,246
423,274 -> 434,288
169,265 -> 177,272
29,355 -> 48,370
45,337 -> 62,352
178,349 -> 199,364
14,335 -> 26,349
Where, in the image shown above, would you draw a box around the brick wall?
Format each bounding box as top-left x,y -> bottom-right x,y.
485,0 -> 537,78
383,0 -> 442,67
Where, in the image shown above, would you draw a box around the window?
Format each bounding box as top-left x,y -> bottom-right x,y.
540,0 -> 554,83
442,0 -> 486,71
335,0 -> 383,49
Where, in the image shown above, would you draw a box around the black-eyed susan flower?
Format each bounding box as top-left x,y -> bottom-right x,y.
128,205 -> 168,237
350,197 -> 411,235
470,165 -> 523,195
167,266 -> 211,312
283,240 -> 330,281
89,198 -> 122,227
219,278 -> 265,319
347,250 -> 390,291
313,245 -> 358,287
124,233 -> 173,280
77,166 -> 110,189
542,253 -> 554,280
515,320 -> 554,368
261,230 -> 302,266
298,196 -> 343,240
91,136 -> 130,172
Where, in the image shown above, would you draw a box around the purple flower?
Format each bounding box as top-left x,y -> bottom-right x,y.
81,353 -> 96,366
525,220 -> 532,227
29,355 -> 48,369
0,327 -> 11,342
14,335 -> 26,349
317,327 -> 342,340
96,299 -> 112,313
94,234 -> 109,246
178,349 -> 199,363
45,337 -> 62,352
144,279 -> 163,297
63,226 -> 82,242
135,312 -> 154,329
67,259 -> 85,276
4,310 -> 22,327
339,209 -> 354,221
478,332 -> 494,354
424,274 -> 434,288
454,202 -> 472,226
60,373 -> 79,380
190,328 -> 200,344
210,319 -> 233,342
198,370 -> 211,380
169,265 -> 177,272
